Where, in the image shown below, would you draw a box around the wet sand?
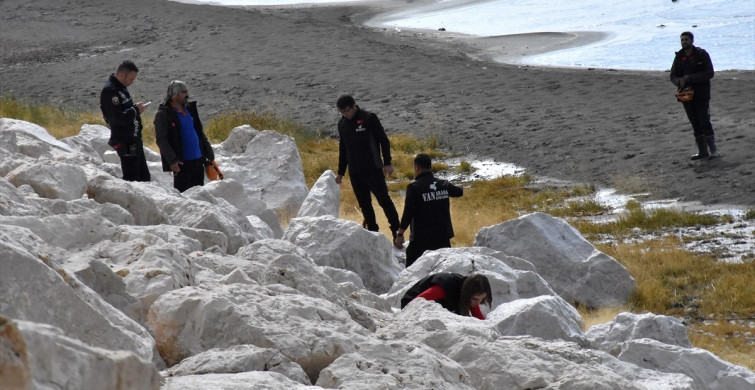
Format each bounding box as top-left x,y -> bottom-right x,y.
1,0 -> 753,206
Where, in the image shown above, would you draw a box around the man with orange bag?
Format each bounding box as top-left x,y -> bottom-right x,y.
154,80 -> 218,192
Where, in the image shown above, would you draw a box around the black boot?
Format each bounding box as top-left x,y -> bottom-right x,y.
706,135 -> 720,159
690,136 -> 709,160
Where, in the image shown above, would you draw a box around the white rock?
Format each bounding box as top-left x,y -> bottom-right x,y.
0,211 -> 118,250
88,174 -> 170,225
147,284 -> 371,381
88,174 -> 256,253
284,215 -> 401,294
236,238 -> 311,265
221,268 -> 256,285
71,259 -> 146,324
296,170 -> 340,218
196,178 -> 283,238
1,318 -> 161,390
165,344 -> 310,385
475,212 -> 637,307
321,266 -> 366,289
317,341 -> 476,389
382,301 -> 647,390
60,123 -> 110,163
0,177 -> 46,216
619,338 -> 755,390
161,371 -> 321,390
215,127 -> 307,217
0,118 -> 74,158
214,124 -> 260,155
6,159 -> 88,200
587,312 -> 693,356
0,239 -> 159,364
487,295 -> 588,346
383,247 -> 555,311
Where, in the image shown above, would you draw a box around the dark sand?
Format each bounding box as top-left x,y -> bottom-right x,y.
1,0 -> 753,206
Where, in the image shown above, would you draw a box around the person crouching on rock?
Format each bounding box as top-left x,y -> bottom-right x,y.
401,273 -> 492,320
154,80 -> 216,192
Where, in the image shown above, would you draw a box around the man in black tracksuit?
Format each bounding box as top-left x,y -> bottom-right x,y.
670,31 -> 719,160
154,80 -> 215,193
395,153 -> 463,267
335,95 -> 401,238
100,60 -> 150,181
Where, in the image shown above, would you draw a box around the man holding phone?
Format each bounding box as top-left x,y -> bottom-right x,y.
99,60 -> 151,182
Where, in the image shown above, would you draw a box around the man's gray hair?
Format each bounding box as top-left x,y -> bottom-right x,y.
166,80 -> 188,101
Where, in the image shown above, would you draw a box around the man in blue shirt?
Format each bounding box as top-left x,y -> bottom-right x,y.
154,81 -> 215,192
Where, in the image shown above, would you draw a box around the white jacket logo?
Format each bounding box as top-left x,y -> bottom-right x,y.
422,182 -> 448,201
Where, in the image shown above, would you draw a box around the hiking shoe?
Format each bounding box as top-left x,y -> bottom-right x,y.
708,152 -> 720,160
690,153 -> 709,161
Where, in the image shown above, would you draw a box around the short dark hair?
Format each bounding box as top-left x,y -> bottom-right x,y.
336,95 -> 356,110
116,60 -> 139,74
680,31 -> 694,42
459,274 -> 492,316
414,153 -> 432,170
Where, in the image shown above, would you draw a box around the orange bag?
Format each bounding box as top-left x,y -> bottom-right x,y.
205,160 -> 224,181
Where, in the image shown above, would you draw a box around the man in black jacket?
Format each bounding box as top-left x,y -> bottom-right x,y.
394,153 -> 463,267
100,60 -> 150,181
335,95 -> 400,238
154,81 -> 215,192
670,31 -> 719,160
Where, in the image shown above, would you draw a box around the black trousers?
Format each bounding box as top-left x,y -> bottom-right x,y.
173,158 -> 205,193
406,238 -> 451,268
349,169 -> 400,233
682,98 -> 715,155
118,145 -> 150,182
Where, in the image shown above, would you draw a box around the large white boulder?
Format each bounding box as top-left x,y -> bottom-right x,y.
296,170 -> 340,218
62,237 -> 197,322
0,318 -> 161,390
486,295 -> 588,346
192,178 -> 283,238
161,371 -> 321,390
59,123 -> 110,163
383,247 -> 555,311
0,239 -> 159,364
317,341 -> 475,389
0,177 -> 47,216
215,126 -> 307,217
283,215 -> 401,294
88,174 -> 257,253
382,300 -> 692,390
587,312 -> 693,355
618,338 -> 755,390
0,211 -> 118,251
475,212 -> 637,307
0,118 -> 74,158
88,174 -> 170,225
147,284 -> 372,381
165,344 -> 310,385
5,159 -> 88,200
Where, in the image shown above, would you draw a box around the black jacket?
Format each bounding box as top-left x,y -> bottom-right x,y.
337,108 -> 391,176
670,46 -> 714,100
100,74 -> 143,147
399,171 -> 463,242
153,101 -> 214,172
401,273 -> 466,313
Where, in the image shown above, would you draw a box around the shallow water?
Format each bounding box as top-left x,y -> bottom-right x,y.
171,0 -> 755,71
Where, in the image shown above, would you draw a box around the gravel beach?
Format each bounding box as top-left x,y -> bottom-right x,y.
1,0 -> 753,206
